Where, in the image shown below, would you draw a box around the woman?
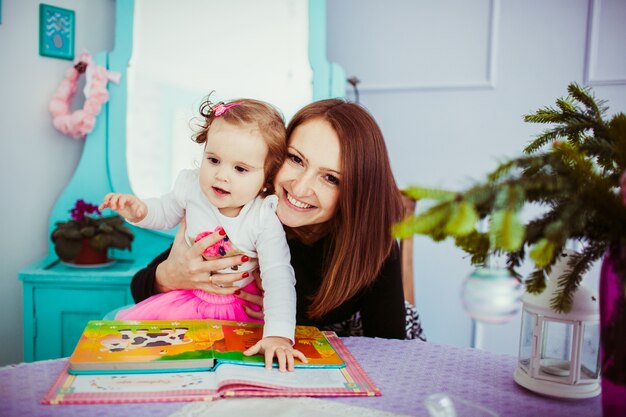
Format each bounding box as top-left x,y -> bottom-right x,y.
131,99 -> 412,366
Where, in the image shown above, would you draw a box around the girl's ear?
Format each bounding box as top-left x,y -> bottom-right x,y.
260,183 -> 273,197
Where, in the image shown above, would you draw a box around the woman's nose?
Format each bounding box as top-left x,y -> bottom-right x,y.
290,172 -> 314,196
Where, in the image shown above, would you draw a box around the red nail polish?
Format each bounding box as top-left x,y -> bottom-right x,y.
234,289 -> 241,295
219,229 -> 226,236
241,255 -> 249,262
242,272 -> 249,278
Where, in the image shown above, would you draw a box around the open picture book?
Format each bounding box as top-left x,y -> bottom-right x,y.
43,332 -> 380,404
68,319 -> 345,374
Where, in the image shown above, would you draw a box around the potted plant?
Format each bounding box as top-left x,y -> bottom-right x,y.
394,83 -> 626,413
51,199 -> 134,265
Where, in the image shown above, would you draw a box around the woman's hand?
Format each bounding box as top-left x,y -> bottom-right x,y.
155,218 -> 248,295
243,336 -> 307,372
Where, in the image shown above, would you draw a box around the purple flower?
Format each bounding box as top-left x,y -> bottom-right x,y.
70,199 -> 101,222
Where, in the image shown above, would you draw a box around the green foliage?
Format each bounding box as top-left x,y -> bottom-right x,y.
529,238 -> 556,268
396,83 -> 626,312
454,231 -> 490,265
490,209 -> 524,251
403,186 -> 456,202
525,269 -> 548,294
51,212 -> 134,262
444,201 -> 479,237
392,202 -> 451,239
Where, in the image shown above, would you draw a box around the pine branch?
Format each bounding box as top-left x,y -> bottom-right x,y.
524,123 -> 598,154
566,83 -> 607,121
506,248 -> 526,280
523,83 -> 609,154
607,114 -> 626,169
487,159 -> 520,182
523,128 -> 562,154
392,202 -> 452,238
551,241 -> 607,312
525,269 -> 547,294
455,231 -> 490,265
402,187 -> 456,202
394,82 -> 626,314
444,201 -> 479,237
490,209 -> 524,251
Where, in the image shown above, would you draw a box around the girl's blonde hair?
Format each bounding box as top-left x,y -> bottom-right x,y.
193,96 -> 287,195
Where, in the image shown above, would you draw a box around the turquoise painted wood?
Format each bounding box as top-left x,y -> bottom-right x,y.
19,0 -> 345,362
309,0 -> 346,100
19,258 -> 136,361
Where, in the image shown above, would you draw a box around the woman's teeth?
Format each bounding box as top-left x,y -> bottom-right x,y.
287,193 -> 313,209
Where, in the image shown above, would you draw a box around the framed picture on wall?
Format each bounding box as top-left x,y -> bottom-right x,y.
39,4 -> 75,60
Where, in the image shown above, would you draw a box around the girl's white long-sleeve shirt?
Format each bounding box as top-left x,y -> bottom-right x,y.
133,169 -> 296,342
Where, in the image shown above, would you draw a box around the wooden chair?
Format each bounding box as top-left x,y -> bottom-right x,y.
400,194 -> 416,305
398,194 -> 426,340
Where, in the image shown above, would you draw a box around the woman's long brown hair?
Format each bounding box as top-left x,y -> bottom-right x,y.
286,99 -> 404,319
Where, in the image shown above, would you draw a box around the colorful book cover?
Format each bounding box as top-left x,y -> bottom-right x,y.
43,332 -> 380,405
68,319 -> 344,374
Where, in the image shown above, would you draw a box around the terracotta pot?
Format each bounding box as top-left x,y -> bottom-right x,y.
599,252 -> 626,416
73,239 -> 108,265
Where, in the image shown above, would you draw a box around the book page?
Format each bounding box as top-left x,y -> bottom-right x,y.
215,364 -> 349,389
69,371 -> 219,393
215,324 -> 345,368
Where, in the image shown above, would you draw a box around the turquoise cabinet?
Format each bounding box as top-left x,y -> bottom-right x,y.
19,257 -> 139,362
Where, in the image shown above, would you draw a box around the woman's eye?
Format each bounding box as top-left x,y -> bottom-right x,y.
235,166 -> 248,173
324,174 -> 339,186
288,153 -> 303,165
207,157 -> 219,165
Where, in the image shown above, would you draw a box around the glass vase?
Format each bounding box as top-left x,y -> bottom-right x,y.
599,252 -> 626,416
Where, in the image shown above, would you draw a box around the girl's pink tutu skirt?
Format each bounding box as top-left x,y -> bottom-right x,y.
115,281 -> 263,322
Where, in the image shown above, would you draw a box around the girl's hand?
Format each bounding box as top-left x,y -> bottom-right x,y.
100,193 -> 148,223
155,218 -> 248,295
243,336 -> 307,372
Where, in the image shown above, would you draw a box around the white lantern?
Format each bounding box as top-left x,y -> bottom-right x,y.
513,254 -> 600,399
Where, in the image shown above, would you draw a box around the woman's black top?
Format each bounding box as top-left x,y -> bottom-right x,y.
130,236 -> 407,339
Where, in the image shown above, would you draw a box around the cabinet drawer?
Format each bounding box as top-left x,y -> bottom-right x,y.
34,287 -> 129,360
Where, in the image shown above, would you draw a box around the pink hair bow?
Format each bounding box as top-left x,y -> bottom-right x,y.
213,102 -> 240,117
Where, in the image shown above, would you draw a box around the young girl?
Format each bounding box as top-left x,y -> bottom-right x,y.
100,98 -> 302,362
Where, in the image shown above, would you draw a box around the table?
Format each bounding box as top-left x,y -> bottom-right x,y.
0,337 -> 600,417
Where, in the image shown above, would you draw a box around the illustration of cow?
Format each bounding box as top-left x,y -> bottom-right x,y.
100,327 -> 192,352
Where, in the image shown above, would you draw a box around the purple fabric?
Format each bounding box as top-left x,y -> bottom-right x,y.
0,337 -> 600,417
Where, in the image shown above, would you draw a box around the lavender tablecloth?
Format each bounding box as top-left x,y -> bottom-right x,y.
0,337 -> 600,417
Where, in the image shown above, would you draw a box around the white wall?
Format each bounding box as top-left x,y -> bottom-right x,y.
327,0 -> 626,354
0,0 -> 114,366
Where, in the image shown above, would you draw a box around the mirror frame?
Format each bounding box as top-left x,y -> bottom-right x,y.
46,0 -> 345,261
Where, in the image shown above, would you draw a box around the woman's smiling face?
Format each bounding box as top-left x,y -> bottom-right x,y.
274,119 -> 342,228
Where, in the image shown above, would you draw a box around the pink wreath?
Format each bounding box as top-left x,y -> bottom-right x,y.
48,51 -> 121,140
